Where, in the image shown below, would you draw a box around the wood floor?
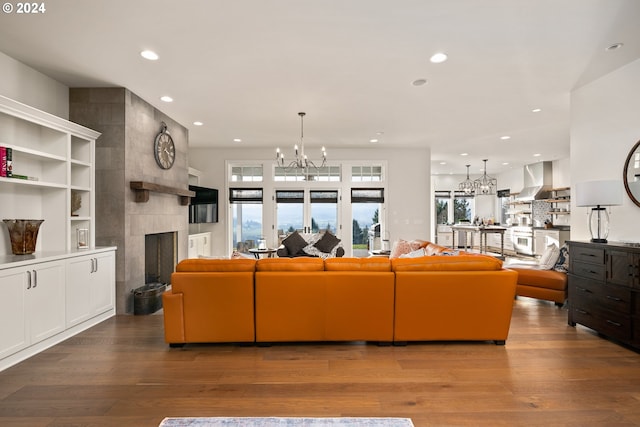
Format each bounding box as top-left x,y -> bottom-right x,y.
1,297 -> 640,427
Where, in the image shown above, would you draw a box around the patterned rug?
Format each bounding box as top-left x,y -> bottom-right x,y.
159,417 -> 414,427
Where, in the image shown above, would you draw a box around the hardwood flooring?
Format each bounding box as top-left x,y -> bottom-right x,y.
1,297 -> 640,427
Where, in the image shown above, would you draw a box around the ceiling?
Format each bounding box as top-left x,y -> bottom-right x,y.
1,0 -> 639,176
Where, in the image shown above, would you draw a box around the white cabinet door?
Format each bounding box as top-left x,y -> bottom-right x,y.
201,233 -> 211,257
66,251 -> 115,327
28,261 -> 66,343
91,251 -> 115,315
0,268 -> 28,360
66,256 -> 93,327
187,236 -> 197,258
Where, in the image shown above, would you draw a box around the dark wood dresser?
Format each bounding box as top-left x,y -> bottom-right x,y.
567,240 -> 640,350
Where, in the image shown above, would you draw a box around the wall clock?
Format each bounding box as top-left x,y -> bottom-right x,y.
154,122 -> 175,169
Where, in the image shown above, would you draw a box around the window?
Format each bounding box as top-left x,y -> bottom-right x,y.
435,190 -> 451,225
352,165 -> 382,182
310,190 -> 338,233
229,188 -> 263,253
231,165 -> 263,182
453,191 -> 475,223
351,188 -> 384,257
274,166 -> 341,182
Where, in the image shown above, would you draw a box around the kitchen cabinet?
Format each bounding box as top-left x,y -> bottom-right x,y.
534,229 -> 570,255
436,225 -> 453,248
188,232 -> 212,258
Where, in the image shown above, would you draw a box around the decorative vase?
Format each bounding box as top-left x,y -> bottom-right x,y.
2,219 -> 44,255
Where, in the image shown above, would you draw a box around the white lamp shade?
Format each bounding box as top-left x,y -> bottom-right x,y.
575,180 -> 623,207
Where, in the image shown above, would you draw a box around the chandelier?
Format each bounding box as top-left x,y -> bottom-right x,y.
473,159 -> 497,195
459,164 -> 475,195
276,112 -> 327,172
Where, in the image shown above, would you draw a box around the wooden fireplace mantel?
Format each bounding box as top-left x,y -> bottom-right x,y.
130,181 -> 195,206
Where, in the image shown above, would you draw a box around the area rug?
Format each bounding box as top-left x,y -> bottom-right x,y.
159,417 -> 414,427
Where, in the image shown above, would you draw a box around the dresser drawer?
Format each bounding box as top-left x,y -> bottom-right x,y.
571,260 -> 606,281
570,279 -> 631,313
571,306 -> 631,343
571,245 -> 605,264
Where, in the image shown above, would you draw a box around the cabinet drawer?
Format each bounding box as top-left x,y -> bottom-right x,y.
572,246 -> 605,264
571,260 -> 606,281
570,279 -> 631,313
571,306 -> 631,342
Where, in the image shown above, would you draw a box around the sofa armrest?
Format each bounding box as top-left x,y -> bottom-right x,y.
162,290 -> 186,344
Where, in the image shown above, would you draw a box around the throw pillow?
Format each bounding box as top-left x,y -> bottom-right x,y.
282,230 -> 308,255
390,239 -> 412,259
553,243 -> 569,272
399,247 -> 426,258
539,243 -> 560,270
314,231 -> 341,253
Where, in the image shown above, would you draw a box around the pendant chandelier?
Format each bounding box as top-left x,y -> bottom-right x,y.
276,112 -> 327,172
459,164 -> 475,195
474,159 -> 497,195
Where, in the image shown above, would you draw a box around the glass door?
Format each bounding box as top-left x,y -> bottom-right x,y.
275,190 -> 339,245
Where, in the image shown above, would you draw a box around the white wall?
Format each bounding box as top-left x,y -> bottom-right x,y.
570,58 -> 640,242
189,146 -> 431,257
0,51 -> 69,118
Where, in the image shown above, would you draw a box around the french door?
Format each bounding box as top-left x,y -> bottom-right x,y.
275,189 -> 339,243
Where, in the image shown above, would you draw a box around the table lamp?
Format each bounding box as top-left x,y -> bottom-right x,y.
575,180 -> 623,243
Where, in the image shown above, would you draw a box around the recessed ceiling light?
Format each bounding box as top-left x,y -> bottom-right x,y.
500,136 -> 511,140
440,161 -> 447,165
412,79 -> 428,86
460,153 -> 468,156
430,52 -> 448,63
502,162 -> 509,166
533,153 -> 541,157
606,43 -> 624,51
160,96 -> 173,103
233,138 -> 242,143
369,139 -> 379,143
140,50 -> 159,60
193,121 -> 203,126
532,108 -> 542,113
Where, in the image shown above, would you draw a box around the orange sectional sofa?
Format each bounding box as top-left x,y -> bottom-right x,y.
163,247 -> 518,347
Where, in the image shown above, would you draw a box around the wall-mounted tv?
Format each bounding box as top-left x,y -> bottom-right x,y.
189,185 -> 218,223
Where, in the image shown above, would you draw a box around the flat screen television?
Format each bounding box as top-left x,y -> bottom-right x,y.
189,185 -> 218,223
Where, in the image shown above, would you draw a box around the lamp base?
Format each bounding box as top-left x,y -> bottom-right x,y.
590,238 -> 608,243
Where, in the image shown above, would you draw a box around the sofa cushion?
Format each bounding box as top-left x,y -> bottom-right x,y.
324,257 -> 391,271
511,266 -> 567,291
314,231 -> 341,253
176,258 -> 256,272
282,230 -> 308,255
392,254 -> 503,271
256,257 -> 324,271
424,243 -> 448,255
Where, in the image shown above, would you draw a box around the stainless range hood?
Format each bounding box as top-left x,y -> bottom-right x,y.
515,161 -> 552,201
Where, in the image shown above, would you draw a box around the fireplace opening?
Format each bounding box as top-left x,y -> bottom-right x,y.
145,231 -> 177,286
134,231 -> 177,315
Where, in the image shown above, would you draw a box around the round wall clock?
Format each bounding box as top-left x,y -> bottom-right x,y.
154,122 -> 175,169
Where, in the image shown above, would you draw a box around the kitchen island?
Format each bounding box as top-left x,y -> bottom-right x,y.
451,224 -> 507,258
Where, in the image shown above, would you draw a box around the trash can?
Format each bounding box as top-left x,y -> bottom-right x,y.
133,282 -> 166,315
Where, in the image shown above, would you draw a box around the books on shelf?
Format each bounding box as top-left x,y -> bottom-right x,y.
1,145 -> 38,181
0,146 -> 11,177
